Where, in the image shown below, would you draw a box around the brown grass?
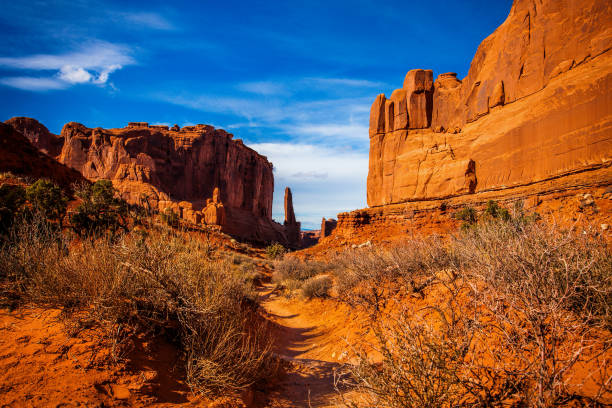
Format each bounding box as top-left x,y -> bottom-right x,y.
0,213 -> 278,396
334,220 -> 612,407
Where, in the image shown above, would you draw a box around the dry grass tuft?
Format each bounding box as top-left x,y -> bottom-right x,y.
0,214 -> 277,395
336,220 -> 612,407
301,275 -> 333,299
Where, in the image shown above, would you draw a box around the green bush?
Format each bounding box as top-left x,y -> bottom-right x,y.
453,206 -> 477,229
265,242 -> 286,259
71,180 -> 128,236
483,200 -> 510,221
25,180 -> 67,223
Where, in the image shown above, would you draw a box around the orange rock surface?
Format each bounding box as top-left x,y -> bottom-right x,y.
367,0 -> 611,207
306,0 -> 612,251
0,122 -> 87,192
5,119 -> 301,246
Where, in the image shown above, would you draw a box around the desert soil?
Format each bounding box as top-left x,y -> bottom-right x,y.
0,279 -> 369,407
257,282 -> 369,407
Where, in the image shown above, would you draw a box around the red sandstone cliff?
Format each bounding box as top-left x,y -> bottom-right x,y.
367,0 -> 611,207
0,123 -> 87,192
326,0 -> 612,244
5,119 -> 301,246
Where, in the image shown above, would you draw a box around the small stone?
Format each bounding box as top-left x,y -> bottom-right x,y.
111,384 -> 130,400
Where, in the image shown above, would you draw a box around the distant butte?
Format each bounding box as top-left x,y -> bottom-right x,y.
5,118 -> 302,247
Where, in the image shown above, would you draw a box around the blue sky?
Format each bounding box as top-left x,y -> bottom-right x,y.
0,0 -> 512,229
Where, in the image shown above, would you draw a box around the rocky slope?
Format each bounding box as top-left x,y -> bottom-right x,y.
0,122 -> 87,191
329,0 -> 611,242
5,119 -> 301,246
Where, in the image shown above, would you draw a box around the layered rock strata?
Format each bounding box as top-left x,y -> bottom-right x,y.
308,0 -> 612,246
367,0 -> 612,208
5,119 -> 301,246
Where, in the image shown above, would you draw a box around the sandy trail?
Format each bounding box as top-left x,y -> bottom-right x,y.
258,282 -> 355,408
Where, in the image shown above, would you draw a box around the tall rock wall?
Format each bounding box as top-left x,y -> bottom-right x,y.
6,118 -> 301,246
367,0 -> 612,207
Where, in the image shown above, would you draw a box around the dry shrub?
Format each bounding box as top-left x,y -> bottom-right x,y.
457,221 -> 612,406
337,220 -> 612,407
272,256 -> 330,297
301,275 -> 332,299
332,236 -> 453,314
0,215 -> 277,395
272,256 -> 327,282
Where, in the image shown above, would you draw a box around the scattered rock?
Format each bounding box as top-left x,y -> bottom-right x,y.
110,384 -> 130,400
358,241 -> 372,248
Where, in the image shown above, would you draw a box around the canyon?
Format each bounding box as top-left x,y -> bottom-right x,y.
4,118 -> 301,247
319,0 -> 612,245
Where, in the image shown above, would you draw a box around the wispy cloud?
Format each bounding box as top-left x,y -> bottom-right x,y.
286,123 -> 369,142
113,11 -> 175,31
0,76 -> 68,91
0,41 -> 134,91
0,41 -> 134,70
236,81 -> 287,95
303,77 -> 387,88
158,92 -> 372,145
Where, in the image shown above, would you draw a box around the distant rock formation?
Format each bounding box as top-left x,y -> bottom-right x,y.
367,0 -> 612,207
5,118 -> 302,246
320,218 -> 337,238
300,230 -> 320,248
0,123 -> 87,192
283,187 -> 301,245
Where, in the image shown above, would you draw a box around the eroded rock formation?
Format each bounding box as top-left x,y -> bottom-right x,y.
0,123 -> 87,192
320,218 -> 337,238
306,0 -> 612,247
203,187 -> 226,226
5,118 -> 302,246
367,0 -> 612,207
283,187 -> 301,245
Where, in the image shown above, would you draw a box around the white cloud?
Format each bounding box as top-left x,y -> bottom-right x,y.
0,41 -> 134,91
93,64 -> 122,84
58,65 -> 92,83
116,12 -> 175,30
0,41 -> 134,71
0,76 -> 68,91
159,92 -> 372,145
287,123 -> 369,142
